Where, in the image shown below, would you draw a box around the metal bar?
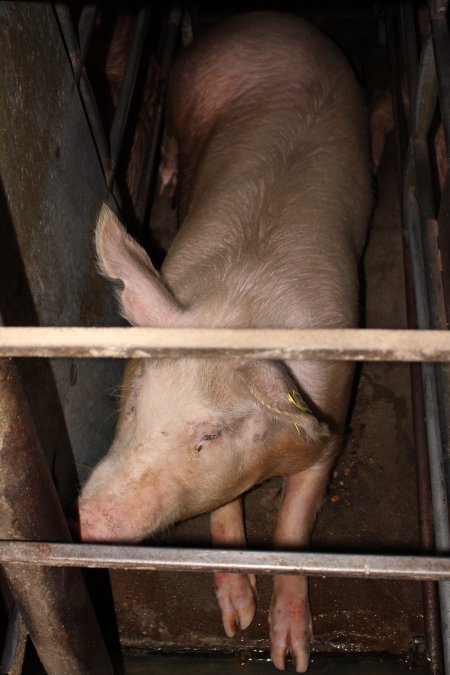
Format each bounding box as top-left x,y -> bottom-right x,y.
2,541 -> 450,581
0,327 -> 449,361
437,177 -> 450,322
430,5 -> 450,166
0,354 -> 113,675
78,5 -> 97,70
54,3 -> 82,83
400,3 -> 419,125
412,367 -> 444,674
390,5 -> 448,671
397,3 -> 450,671
0,602 -> 26,674
53,4 -> 123,209
108,6 -> 152,186
412,35 -> 438,140
431,0 -> 450,322
134,4 -> 183,229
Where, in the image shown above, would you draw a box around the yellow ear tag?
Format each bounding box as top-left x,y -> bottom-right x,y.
287,389 -> 311,414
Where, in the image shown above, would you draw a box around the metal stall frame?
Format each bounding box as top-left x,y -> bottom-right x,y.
385,0 -> 450,672
1,1 -> 450,674
54,3 -> 183,235
0,327 -> 449,674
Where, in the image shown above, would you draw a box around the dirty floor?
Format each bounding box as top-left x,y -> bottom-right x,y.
121,653 -> 428,674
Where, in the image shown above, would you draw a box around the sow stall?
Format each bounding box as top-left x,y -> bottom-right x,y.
0,2 -> 449,674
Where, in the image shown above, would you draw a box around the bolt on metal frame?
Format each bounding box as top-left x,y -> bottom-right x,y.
1,2 -> 450,673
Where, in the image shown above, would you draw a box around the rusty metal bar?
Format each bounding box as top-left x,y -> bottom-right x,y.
2,541 -> 450,581
108,6 -> 152,186
0,327 -> 449,361
0,355 -> 112,675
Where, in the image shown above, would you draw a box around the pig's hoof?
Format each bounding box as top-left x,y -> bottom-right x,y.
214,572 -> 257,637
269,576 -> 313,673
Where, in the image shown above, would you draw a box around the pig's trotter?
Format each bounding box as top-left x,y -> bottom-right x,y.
270,462 -> 336,671
210,499 -> 256,635
215,572 -> 257,636
269,575 -> 312,673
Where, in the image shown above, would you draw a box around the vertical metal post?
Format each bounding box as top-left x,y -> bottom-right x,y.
388,4 -> 449,672
134,4 -> 183,232
0,352 -> 113,675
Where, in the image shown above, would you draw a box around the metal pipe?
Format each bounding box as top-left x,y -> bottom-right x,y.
108,7 -> 152,187
411,365 -> 444,675
430,4 -> 450,168
0,601 -> 27,674
391,3 -> 450,671
134,4 -> 183,230
390,6 -> 446,671
53,4 -> 123,209
78,5 -> 98,70
0,327 -> 449,361
54,4 -> 82,83
432,0 -> 450,324
2,541 -> 450,581
0,354 -> 112,675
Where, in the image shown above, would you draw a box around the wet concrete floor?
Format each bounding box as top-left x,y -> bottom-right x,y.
121,653 -> 428,675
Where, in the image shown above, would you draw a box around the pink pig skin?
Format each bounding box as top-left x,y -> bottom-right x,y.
79,12 -> 371,673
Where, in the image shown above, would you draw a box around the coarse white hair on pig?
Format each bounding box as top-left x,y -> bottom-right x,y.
78,10 -> 372,673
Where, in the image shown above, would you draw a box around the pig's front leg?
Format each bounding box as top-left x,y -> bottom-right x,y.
210,498 -> 257,637
270,458 -> 335,673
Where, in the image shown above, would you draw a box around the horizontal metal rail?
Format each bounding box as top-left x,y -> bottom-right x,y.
1,541 -> 450,581
0,327 -> 449,361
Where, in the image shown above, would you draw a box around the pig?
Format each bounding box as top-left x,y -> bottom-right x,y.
79,12 -> 372,672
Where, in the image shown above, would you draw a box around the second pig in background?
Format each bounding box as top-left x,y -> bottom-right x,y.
78,12 -> 372,673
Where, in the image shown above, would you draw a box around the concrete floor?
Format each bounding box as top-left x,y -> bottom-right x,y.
121,653 -> 428,675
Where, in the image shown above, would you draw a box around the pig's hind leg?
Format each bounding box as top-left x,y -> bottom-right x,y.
210,498 -> 257,637
270,457 -> 336,672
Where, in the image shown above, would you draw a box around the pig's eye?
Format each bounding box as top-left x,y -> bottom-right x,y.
196,431 -> 220,453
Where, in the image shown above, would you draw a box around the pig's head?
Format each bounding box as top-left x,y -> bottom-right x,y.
78,204 -> 330,543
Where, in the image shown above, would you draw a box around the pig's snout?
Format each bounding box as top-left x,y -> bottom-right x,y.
78,493 -> 165,543
78,497 -> 143,543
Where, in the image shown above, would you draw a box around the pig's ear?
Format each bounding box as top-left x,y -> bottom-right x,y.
95,203 -> 182,326
237,361 -> 330,446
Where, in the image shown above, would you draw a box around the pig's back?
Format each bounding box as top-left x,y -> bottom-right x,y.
168,12 -> 364,158
164,12 -> 371,332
